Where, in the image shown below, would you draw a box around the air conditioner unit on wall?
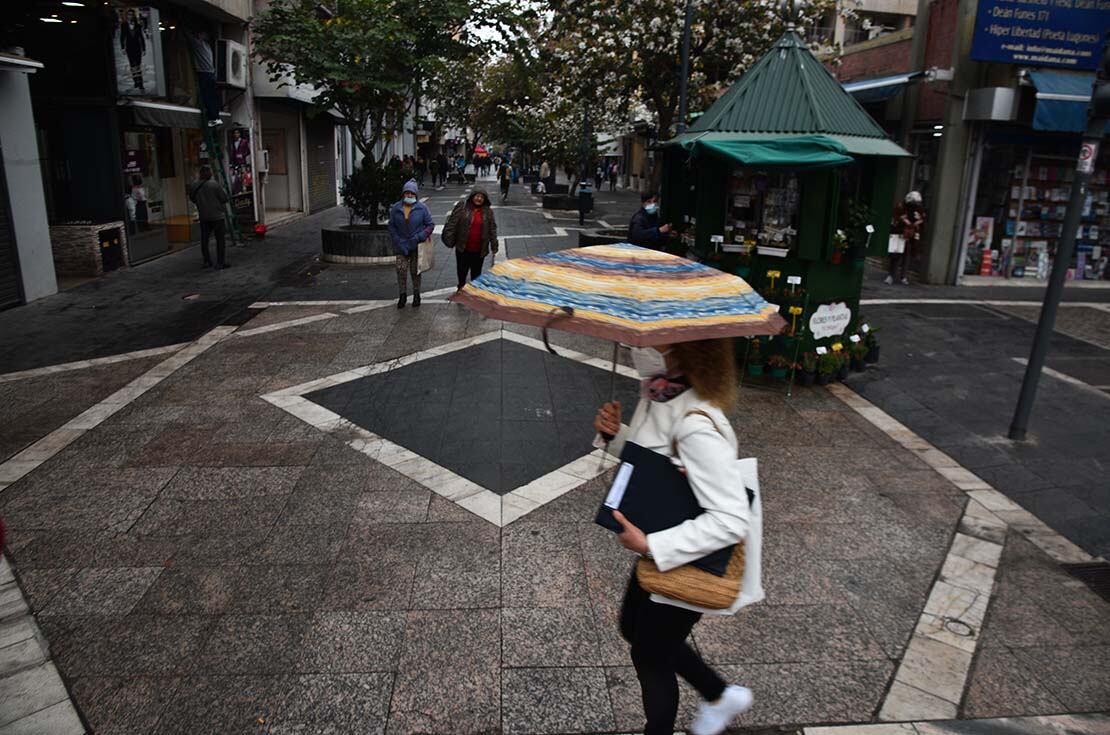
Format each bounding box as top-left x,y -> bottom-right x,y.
217,39 -> 247,89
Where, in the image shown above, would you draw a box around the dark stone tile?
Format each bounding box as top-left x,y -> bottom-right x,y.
49,614 -> 213,677
132,496 -> 284,537
154,675 -> 287,735
257,523 -> 347,565
11,567 -> 77,612
277,489 -> 360,525
299,611 -> 406,673
502,667 -> 615,735
606,665 -> 700,733
410,557 -> 500,609
198,614 -> 311,675
1011,645 -> 1110,711
160,466 -> 304,500
275,673 -> 393,734
352,488 -> 431,524
962,646 -> 1067,718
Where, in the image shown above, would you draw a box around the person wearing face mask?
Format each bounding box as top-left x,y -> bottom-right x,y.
628,192 -> 676,248
593,339 -> 753,735
388,179 -> 435,308
442,187 -> 499,290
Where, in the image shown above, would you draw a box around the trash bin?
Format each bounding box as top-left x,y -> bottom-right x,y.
577,182 -> 593,225
99,226 -> 124,272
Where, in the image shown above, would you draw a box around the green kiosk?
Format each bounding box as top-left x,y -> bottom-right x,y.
661,32 -> 910,385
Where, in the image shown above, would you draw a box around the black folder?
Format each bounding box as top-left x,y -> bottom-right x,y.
595,441 -> 735,577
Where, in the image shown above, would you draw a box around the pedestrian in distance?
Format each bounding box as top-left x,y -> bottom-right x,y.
609,161 -> 618,191
594,164 -> 604,191
498,160 -> 512,202
189,165 -> 230,269
388,179 -> 434,309
629,192 -> 677,248
594,338 -> 754,735
436,152 -> 448,189
443,188 -> 498,291
886,190 -> 925,285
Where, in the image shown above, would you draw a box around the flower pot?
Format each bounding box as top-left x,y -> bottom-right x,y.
770,367 -> 788,380
865,346 -> 880,364
850,356 -> 866,372
816,372 -> 833,385
830,250 -> 843,265
747,363 -> 764,377
837,364 -> 849,381
800,370 -> 817,386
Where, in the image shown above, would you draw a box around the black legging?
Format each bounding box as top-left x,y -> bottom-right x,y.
619,570 -> 726,735
456,250 -> 484,287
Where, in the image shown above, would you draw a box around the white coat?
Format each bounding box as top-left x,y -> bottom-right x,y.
600,389 -> 765,615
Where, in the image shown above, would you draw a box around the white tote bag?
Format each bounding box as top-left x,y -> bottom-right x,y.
417,239 -> 434,274
888,234 -> 906,254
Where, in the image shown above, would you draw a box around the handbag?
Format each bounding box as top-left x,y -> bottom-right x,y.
417,239 -> 434,274
888,234 -> 906,254
633,409 -> 751,610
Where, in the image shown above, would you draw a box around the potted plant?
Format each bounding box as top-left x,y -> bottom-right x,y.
817,352 -> 838,385
766,354 -> 791,380
836,351 -> 850,381
746,339 -> 765,377
800,352 -> 817,386
850,340 -> 868,372
830,229 -> 848,264
864,327 -> 881,364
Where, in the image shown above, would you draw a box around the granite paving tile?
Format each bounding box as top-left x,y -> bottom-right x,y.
196,441 -> 320,467
501,666 -> 615,735
256,523 -> 348,565
387,609 -> 500,735
39,567 -> 163,617
198,614 -> 311,675
274,673 -> 393,734
1010,645 -> 1110,712
228,564 -> 330,614
172,532 -> 268,566
131,497 -> 285,537
321,562 -> 416,611
299,611 -> 406,673
961,646 -> 1068,719
133,566 -> 247,616
352,487 -> 432,524
124,426 -> 218,466
410,558 -> 500,609
502,606 -> 602,668
502,549 -> 589,608
277,488 -> 360,525
47,614 -> 213,677
694,603 -> 889,665
153,675 -> 287,735
70,676 -> 183,735
10,567 -> 77,612
159,466 -> 304,500
605,665 -> 701,734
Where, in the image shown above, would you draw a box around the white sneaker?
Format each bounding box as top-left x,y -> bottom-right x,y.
690,685 -> 753,735
900,277 -> 910,285
883,275 -> 894,285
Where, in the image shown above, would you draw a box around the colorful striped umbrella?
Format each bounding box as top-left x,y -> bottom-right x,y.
450,243 -> 786,347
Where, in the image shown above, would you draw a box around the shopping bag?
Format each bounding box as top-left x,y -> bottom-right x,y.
887,234 -> 906,254
417,239 -> 434,274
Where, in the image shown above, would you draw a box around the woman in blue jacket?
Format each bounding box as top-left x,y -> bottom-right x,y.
388,179 -> 435,308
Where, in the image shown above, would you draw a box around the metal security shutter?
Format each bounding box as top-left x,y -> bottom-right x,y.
0,145 -> 23,310
306,117 -> 336,214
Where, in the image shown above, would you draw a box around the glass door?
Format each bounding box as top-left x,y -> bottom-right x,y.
122,129 -> 170,262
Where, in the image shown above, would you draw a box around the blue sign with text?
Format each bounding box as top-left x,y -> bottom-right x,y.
970,0 -> 1110,70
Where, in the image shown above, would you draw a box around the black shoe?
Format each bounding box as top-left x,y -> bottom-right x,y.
219,263 -> 231,269
203,261 -> 213,269
398,294 -> 407,309
412,293 -> 421,307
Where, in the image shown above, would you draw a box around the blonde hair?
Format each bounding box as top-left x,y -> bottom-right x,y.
671,338 -> 738,411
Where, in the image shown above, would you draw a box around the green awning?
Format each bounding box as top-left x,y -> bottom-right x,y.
667,131 -> 911,159
688,135 -> 852,169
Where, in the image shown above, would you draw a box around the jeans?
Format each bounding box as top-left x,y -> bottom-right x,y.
619,571 -> 726,735
456,250 -> 484,287
200,219 -> 226,266
396,252 -> 420,295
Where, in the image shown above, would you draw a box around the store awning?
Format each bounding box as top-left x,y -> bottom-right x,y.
678,134 -> 853,168
842,72 -> 924,104
1028,71 -> 1102,133
118,100 -> 231,129
667,131 -> 909,162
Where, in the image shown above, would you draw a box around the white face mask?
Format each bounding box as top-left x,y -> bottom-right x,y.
630,346 -> 670,378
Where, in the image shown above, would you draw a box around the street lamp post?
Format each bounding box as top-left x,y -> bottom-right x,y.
675,0 -> 694,136
1009,35 -> 1110,440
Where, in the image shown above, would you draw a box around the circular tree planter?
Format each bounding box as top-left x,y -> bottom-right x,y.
321,225 -> 395,265
578,228 -> 630,247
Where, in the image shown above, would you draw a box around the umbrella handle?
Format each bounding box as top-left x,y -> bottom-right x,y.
541,306 -> 575,356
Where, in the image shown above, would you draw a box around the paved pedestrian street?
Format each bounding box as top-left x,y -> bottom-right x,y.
2,277 -> 1109,733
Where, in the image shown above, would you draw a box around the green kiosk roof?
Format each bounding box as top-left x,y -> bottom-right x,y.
669,32 -> 910,162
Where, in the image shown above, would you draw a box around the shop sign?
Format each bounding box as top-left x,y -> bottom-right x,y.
1078,140 -> 1099,173
809,302 -> 852,340
970,0 -> 1110,70
112,7 -> 166,97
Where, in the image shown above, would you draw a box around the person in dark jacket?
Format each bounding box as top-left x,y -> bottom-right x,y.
388,179 -> 435,308
629,192 -> 675,248
120,9 -> 146,91
442,188 -> 499,290
189,165 -> 230,269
